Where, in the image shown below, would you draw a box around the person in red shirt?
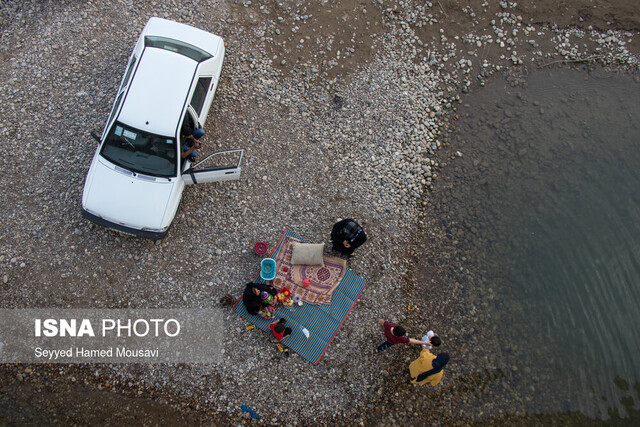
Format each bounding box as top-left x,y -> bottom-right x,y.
269,318 -> 292,342
375,319 -> 430,352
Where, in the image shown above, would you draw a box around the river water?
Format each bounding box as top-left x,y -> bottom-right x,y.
429,67 -> 640,420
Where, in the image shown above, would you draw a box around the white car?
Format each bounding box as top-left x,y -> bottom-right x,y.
82,17 -> 243,239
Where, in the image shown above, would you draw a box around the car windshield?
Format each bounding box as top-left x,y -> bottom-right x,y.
100,122 -> 177,177
144,36 -> 212,62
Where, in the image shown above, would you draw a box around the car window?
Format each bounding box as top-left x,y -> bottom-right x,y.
144,36 -> 212,62
181,112 -> 196,137
103,55 -> 136,137
190,77 -> 212,116
121,55 -> 137,90
100,121 -> 178,177
105,91 -> 125,134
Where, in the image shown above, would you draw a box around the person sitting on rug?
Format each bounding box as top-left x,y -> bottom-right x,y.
269,318 -> 292,342
330,218 -> 367,256
242,282 -> 277,319
375,319 -> 431,353
409,352 -> 450,386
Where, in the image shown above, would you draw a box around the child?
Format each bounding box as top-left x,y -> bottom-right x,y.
269,318 -> 292,342
421,330 -> 441,350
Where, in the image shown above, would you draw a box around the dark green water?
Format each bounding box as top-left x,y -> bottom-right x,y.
440,67 -> 640,419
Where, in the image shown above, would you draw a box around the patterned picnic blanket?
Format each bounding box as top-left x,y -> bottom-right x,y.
268,235 -> 347,305
234,228 -> 368,364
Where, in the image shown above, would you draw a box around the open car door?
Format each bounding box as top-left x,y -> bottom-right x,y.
182,149 -> 243,185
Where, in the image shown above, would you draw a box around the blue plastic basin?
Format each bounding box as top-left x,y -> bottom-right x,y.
260,258 -> 276,280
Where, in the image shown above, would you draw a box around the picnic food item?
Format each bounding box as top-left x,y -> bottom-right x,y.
276,287 -> 293,307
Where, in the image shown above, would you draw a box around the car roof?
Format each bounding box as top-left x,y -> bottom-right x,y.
118,47 -> 196,137
143,17 -> 222,57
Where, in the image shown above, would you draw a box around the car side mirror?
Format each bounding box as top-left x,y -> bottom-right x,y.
90,131 -> 101,143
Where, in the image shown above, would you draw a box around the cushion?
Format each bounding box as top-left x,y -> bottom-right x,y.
290,242 -> 325,266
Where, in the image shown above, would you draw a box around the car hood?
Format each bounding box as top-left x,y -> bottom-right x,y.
82,157 -> 177,231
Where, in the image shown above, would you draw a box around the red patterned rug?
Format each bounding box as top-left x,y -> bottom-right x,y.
268,235 -> 347,305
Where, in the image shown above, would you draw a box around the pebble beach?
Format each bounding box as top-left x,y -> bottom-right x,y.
0,0 -> 638,424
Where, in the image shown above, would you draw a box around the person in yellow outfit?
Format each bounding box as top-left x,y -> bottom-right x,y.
409,351 -> 450,386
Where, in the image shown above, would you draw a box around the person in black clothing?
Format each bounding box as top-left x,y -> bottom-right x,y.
242,282 -> 277,315
330,218 -> 367,255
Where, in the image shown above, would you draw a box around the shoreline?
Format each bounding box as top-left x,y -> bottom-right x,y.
0,0 -> 639,424
409,65 -> 640,424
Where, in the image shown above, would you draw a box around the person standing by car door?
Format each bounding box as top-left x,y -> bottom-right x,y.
181,124 -> 205,162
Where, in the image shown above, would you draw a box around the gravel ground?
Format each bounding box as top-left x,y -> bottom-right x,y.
0,0 -> 638,424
